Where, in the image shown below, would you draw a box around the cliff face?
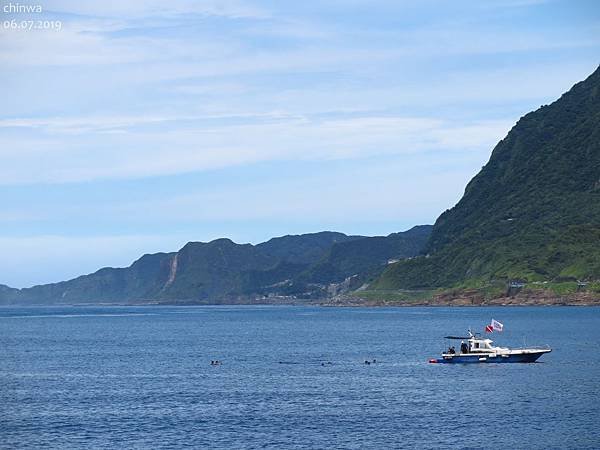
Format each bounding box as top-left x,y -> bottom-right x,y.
1,228 -> 431,304
374,66 -> 600,289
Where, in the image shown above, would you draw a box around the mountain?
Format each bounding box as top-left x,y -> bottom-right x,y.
1,228 -> 430,304
256,232 -> 364,265
374,66 -> 600,290
15,251 -> 177,304
301,225 -> 432,284
0,284 -> 19,303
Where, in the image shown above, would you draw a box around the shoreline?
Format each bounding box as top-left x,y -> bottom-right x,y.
2,294 -> 600,308
329,289 -> 600,307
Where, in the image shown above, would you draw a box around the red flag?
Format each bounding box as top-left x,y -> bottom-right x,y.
485,325 -> 493,333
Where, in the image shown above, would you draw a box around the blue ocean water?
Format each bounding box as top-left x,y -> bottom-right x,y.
1,306 -> 599,449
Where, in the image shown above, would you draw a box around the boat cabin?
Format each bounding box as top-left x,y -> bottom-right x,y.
468,337 -> 494,353
443,331 -> 502,355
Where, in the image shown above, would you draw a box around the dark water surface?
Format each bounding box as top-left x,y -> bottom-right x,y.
1,306 -> 599,449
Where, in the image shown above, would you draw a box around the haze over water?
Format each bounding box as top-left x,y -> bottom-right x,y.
2,306 -> 599,448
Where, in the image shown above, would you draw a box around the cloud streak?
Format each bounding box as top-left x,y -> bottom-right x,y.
0,113 -> 513,184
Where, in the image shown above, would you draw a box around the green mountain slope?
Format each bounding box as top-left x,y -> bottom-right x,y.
302,225 -> 432,284
157,239 -> 279,301
257,232 -> 364,265
374,66 -> 600,289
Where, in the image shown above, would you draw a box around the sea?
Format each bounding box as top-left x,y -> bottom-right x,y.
1,305 -> 599,449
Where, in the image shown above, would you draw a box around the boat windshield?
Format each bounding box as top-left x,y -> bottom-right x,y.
471,340 -> 493,350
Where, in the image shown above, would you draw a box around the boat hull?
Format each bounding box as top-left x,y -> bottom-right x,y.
431,350 -> 550,364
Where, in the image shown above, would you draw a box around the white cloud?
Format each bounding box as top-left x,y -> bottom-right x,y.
108,158 -> 475,223
0,24 -> 234,67
0,113 -> 512,185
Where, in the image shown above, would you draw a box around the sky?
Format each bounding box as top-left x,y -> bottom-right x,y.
1,0 -> 599,287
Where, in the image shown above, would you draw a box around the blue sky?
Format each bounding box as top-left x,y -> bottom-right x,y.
0,0 -> 599,287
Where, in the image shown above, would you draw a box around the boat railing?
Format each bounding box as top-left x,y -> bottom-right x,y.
508,344 -> 551,351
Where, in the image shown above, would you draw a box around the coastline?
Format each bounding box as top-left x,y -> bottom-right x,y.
2,289 -> 599,307
326,289 -> 600,307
